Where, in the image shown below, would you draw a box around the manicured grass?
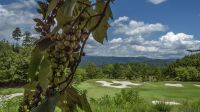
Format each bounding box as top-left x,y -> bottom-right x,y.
1,79 -> 200,112
0,88 -> 24,95
0,96 -> 22,112
77,79 -> 200,102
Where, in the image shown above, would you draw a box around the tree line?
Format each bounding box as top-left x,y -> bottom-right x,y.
0,31 -> 200,85
0,27 -> 36,85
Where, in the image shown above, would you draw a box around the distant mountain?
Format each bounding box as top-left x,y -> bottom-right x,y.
80,56 -> 175,67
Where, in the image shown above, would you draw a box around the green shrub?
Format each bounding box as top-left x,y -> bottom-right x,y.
178,100 -> 200,112
90,89 -> 151,112
153,102 -> 172,112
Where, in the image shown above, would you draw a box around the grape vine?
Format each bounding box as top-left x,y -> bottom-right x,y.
19,0 -> 113,112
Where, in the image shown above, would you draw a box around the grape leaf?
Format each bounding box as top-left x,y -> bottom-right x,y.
56,7 -> 74,27
46,0 -> 59,19
38,58 -> 52,93
35,37 -> 55,51
64,0 -> 77,17
66,87 -> 92,112
31,94 -> 60,112
28,47 -> 43,80
91,0 -> 112,43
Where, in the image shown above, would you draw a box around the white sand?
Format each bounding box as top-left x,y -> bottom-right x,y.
0,93 -> 23,102
96,80 -> 142,88
194,84 -> 200,87
152,100 -> 181,105
165,83 -> 183,87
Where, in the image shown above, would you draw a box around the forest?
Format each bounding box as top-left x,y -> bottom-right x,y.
1,36 -> 200,85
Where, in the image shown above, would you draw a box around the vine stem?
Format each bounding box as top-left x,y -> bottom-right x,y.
58,0 -> 111,93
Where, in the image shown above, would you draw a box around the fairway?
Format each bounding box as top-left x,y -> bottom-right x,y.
1,80 -> 200,102
1,80 -> 200,112
77,79 -> 200,102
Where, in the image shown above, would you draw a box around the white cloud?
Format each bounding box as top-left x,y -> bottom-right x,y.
112,17 -> 167,36
109,38 -> 123,43
0,0 -> 38,41
112,16 -> 129,25
85,17 -> 200,59
148,0 -> 167,5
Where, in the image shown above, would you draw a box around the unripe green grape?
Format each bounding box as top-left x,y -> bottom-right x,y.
64,35 -> 70,41
57,42 -> 65,50
56,35 -> 62,40
73,44 -> 81,52
75,30 -> 81,38
71,35 -> 76,41
52,63 -> 58,69
61,57 -> 67,62
55,45 -> 60,51
56,72 -> 61,77
60,52 -> 65,58
66,49 -> 73,55
50,58 -> 56,63
63,25 -> 71,32
64,41 -> 70,47
64,61 -> 69,67
70,43 -> 75,49
55,53 -> 60,58
58,65 -> 64,71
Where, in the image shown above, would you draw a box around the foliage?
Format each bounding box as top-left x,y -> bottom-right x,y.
82,62 -> 164,81
22,31 -> 35,47
175,66 -> 200,81
0,40 -> 30,83
0,39 -> 166,84
90,89 -> 152,112
178,100 -> 200,112
12,27 -> 22,42
0,97 -> 23,112
153,101 -> 172,112
165,53 -> 200,81
20,0 -> 114,112
85,63 -> 102,79
74,68 -> 87,84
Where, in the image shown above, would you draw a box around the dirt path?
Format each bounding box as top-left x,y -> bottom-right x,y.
0,93 -> 23,102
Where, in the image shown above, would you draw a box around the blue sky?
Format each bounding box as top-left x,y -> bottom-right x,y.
111,0 -> 200,39
0,0 -> 200,59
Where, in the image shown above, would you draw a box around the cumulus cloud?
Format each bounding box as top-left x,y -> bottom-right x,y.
112,16 -> 167,36
148,0 -> 167,5
85,17 -> 200,59
0,0 -> 38,41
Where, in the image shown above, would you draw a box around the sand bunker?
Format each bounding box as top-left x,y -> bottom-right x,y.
165,83 -> 183,87
152,100 -> 181,105
96,80 -> 142,88
194,84 -> 200,87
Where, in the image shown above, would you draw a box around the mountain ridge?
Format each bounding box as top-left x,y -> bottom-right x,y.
80,56 -> 175,67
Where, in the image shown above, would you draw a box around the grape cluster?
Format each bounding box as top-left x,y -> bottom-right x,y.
35,0 -> 64,36
47,27 -> 88,78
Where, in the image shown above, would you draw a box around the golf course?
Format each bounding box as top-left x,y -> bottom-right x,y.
78,80 -> 200,101
1,79 -> 200,112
